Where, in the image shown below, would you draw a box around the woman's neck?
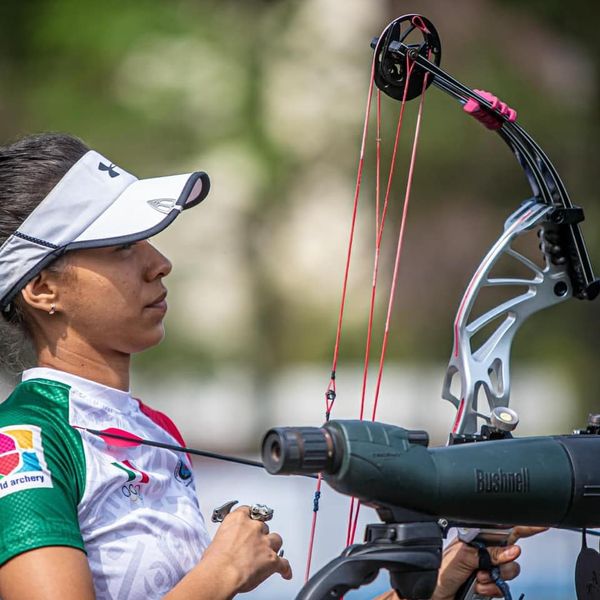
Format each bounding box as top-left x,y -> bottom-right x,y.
36,344 -> 131,392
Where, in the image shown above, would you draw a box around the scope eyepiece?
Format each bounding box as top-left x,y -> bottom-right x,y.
262,426 -> 341,475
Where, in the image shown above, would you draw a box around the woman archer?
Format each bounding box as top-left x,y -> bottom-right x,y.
0,133 -> 524,599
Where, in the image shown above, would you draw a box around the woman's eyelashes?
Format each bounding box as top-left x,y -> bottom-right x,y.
115,242 -> 137,252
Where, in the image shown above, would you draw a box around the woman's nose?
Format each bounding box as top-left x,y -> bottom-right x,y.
144,241 -> 172,280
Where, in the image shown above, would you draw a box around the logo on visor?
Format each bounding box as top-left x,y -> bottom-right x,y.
98,162 -> 120,178
147,198 -> 177,214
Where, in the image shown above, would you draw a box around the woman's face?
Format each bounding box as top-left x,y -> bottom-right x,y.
54,240 -> 173,355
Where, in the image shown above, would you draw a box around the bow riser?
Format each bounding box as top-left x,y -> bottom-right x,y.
443,200 -> 573,434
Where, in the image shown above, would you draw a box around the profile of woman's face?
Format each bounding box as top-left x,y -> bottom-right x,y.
51,240 -> 172,355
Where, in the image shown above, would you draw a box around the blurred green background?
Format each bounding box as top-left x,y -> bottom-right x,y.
1,1 -> 597,597
0,0 -> 598,448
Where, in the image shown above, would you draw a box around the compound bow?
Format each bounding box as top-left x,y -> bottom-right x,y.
296,12 -> 599,600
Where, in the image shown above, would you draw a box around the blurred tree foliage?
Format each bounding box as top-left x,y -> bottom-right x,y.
0,0 -> 597,412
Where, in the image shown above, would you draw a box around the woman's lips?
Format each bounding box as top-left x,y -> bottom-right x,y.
146,299 -> 167,312
146,292 -> 168,313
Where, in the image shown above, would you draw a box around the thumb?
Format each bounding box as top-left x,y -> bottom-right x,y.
486,544 -> 520,566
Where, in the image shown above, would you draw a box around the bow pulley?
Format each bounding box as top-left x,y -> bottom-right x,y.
370,14 -> 441,101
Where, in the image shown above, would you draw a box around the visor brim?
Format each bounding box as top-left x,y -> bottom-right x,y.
68,171 -> 210,250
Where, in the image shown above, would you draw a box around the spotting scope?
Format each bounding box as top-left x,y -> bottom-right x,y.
262,420 -> 600,527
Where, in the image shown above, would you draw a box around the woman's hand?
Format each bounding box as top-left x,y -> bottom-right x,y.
431,540 -> 521,599
373,542 -> 520,600
375,542 -> 521,600
375,526 -> 548,600
506,526 -> 547,546
372,541 -> 520,600
202,505 -> 293,593
165,504 -> 292,600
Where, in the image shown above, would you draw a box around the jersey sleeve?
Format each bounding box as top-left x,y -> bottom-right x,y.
0,383 -> 87,566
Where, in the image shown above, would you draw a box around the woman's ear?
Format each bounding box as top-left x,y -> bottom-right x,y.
20,271 -> 60,315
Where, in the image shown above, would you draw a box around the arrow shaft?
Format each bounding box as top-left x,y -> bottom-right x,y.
83,427 -> 318,478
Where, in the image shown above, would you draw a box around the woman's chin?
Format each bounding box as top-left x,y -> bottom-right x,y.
129,327 -> 166,354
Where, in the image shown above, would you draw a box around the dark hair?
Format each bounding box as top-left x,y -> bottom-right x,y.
0,133 -> 89,374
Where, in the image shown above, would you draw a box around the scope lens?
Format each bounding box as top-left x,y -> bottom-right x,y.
269,438 -> 282,463
261,426 -> 339,475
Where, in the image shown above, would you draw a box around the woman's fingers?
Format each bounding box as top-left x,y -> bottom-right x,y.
473,582 -> 507,598
267,532 -> 283,553
476,561 -> 520,584
276,556 -> 293,580
233,505 -> 271,533
486,544 -> 521,565
433,537 -> 528,599
472,545 -> 521,597
506,526 -> 547,545
205,503 -> 292,593
265,532 -> 291,580
470,525 -> 545,596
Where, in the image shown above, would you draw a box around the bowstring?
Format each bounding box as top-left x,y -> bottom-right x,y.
346,53 -> 419,546
305,25 -> 433,577
348,62 -> 431,545
304,54 -> 377,583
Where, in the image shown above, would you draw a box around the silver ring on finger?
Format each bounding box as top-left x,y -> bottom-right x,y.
249,503 -> 274,522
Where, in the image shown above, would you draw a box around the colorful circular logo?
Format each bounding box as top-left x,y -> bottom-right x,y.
0,432 -> 20,478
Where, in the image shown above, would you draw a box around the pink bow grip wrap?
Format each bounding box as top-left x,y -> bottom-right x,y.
463,89 -> 517,130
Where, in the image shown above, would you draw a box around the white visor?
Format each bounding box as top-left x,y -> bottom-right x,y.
0,150 -> 210,311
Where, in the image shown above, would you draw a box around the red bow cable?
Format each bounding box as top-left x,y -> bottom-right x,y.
305,15 -> 433,582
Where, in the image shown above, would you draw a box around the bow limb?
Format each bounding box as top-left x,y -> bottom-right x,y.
387,46 -> 599,301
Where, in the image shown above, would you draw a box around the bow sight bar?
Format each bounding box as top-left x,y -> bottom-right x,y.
261,14 -> 600,600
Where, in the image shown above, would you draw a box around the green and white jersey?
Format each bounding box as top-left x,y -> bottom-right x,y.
0,367 -> 211,599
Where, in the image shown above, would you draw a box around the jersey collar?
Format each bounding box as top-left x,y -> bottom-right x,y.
22,367 -> 138,414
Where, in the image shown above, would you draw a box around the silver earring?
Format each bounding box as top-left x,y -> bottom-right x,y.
48,304 -> 56,315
